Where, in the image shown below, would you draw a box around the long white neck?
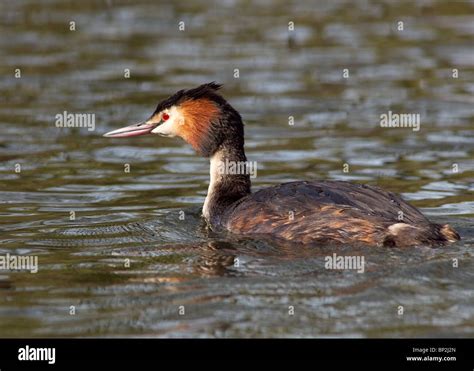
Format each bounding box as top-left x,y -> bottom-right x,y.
202,151 -> 224,221
202,147 -> 251,226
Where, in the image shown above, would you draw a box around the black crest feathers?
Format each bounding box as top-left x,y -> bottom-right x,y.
153,82 -> 223,114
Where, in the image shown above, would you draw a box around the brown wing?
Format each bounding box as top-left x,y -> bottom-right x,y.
221,181 -> 431,245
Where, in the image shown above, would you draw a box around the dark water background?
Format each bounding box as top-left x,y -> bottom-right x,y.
0,0 -> 473,337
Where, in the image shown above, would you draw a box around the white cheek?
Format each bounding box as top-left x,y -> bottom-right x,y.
151,107 -> 184,137
151,119 -> 177,136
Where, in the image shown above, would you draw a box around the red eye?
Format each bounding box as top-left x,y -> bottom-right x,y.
162,113 -> 170,121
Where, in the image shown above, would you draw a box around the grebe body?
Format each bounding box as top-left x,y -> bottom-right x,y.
104,83 -> 460,247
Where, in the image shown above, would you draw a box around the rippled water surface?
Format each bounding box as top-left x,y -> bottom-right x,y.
0,0 -> 473,337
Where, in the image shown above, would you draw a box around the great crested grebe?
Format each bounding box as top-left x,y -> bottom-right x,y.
104,83 -> 460,247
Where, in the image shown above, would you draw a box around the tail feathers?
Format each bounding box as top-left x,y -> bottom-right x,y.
383,223 -> 460,247
440,224 -> 460,243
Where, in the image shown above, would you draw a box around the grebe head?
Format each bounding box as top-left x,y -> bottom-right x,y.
103,82 -> 244,157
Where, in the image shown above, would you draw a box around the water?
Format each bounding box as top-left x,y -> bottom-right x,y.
0,0 -> 473,337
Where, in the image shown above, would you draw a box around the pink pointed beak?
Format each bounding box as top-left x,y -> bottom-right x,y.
103,121 -> 158,138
